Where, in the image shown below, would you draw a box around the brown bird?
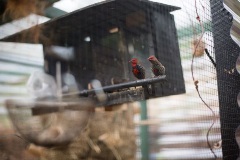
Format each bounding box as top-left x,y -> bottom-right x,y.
148,55 -> 165,77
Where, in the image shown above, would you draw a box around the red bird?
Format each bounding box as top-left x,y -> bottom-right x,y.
129,58 -> 145,79
148,55 -> 165,77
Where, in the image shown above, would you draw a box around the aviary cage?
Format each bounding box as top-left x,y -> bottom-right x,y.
1,0 -> 240,160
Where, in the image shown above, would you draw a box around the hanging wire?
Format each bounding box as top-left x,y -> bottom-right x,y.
192,0 -> 218,159
205,48 -> 216,68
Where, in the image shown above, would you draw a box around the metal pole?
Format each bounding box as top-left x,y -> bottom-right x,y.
64,75 -> 166,97
140,100 -> 149,160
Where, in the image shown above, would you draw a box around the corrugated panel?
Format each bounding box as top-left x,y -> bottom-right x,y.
0,42 -> 44,114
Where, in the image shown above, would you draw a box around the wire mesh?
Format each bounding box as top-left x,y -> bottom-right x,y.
211,0 -> 240,159
144,0 -> 222,159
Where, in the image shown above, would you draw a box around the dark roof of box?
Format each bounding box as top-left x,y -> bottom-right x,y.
1,0 -> 180,43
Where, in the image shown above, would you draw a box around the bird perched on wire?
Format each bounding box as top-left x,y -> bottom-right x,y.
148,55 -> 165,77
129,58 -> 145,79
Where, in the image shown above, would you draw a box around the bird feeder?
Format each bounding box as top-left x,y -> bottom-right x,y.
1,0 -> 185,106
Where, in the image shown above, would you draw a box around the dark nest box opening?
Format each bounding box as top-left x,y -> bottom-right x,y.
1,0 -> 185,105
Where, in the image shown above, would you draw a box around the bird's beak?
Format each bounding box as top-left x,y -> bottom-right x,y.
129,60 -> 131,63
148,57 -> 151,60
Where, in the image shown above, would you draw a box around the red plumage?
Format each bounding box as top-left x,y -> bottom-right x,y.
129,58 -> 145,79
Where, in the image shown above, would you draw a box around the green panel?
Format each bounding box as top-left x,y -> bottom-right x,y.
44,6 -> 67,18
